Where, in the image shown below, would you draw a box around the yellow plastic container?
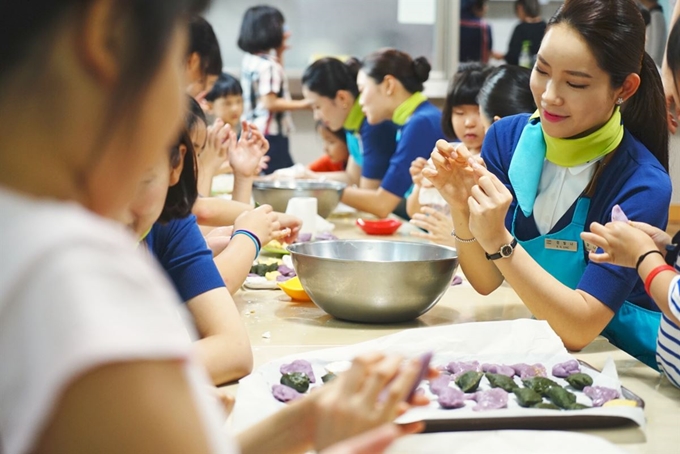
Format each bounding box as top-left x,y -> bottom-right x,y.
277,276 -> 311,302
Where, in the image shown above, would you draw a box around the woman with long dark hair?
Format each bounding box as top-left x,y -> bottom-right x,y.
427,0 -> 671,367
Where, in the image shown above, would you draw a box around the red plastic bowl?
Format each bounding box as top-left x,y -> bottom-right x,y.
356,218 -> 402,235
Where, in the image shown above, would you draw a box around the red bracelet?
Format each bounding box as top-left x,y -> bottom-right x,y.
644,265 -> 676,296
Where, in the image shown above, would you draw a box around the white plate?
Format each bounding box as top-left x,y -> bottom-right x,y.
386,430 -> 626,454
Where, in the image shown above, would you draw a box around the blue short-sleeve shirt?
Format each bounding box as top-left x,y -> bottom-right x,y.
145,215 -> 225,302
380,101 -> 444,198
482,114 -> 672,313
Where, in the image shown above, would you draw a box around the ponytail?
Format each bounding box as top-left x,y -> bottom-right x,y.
622,53 -> 668,171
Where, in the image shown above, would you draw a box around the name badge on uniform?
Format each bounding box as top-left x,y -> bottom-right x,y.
545,239 -> 578,252
584,241 -> 599,253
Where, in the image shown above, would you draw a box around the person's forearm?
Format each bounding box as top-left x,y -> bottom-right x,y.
236,398 -> 314,454
193,334 -> 253,385
639,254 -> 680,326
214,235 -> 258,294
485,230 -> 614,350
341,187 -> 400,219
450,209 -> 504,294
197,166 -> 215,197
406,185 -> 422,218
263,97 -> 309,113
231,175 -> 254,204
192,198 -> 253,227
313,170 -> 350,183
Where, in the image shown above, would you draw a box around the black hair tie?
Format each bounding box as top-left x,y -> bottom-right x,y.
636,250 -> 664,271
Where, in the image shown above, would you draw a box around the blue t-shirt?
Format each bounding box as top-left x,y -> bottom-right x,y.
356,119 -> 398,180
145,215 -> 225,302
482,113 -> 672,313
381,101 -> 444,198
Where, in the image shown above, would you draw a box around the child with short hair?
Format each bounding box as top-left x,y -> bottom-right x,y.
407,63 -> 491,234
237,5 -> 311,174
205,72 -> 244,135
308,122 -> 349,173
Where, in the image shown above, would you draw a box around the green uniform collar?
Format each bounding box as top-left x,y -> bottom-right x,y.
392,92 -> 428,126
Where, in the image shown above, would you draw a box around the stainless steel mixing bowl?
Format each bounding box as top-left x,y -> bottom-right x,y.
287,240 -> 459,323
252,180 -> 347,218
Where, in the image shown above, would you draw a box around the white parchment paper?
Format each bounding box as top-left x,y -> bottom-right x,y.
232,320 -> 644,432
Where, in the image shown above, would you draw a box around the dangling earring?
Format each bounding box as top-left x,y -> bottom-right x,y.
616,97 -> 624,105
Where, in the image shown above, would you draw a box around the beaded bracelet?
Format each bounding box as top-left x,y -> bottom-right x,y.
450,230 -> 477,243
231,229 -> 262,259
644,264 -> 676,296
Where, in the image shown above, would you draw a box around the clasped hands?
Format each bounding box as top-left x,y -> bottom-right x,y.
423,140 -> 513,251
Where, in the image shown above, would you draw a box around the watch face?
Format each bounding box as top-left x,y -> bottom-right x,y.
501,244 -> 513,257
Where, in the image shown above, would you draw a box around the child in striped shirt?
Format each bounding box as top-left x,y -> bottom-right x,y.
579,18 -> 680,387
237,5 -> 311,174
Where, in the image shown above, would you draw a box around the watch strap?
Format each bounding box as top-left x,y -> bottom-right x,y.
485,238 -> 518,261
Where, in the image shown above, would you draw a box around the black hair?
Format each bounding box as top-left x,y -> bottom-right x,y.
315,120 -> 347,143
667,18 -> 680,95
205,72 -> 243,102
302,57 -> 361,99
638,4 -> 651,26
477,65 -> 536,123
187,96 -> 207,131
158,97 -> 201,223
361,49 -> 431,94
462,0 -> 489,14
515,0 -> 541,18
549,0 -> 668,170
189,16 -> 222,76
237,5 -> 285,54
0,0 -> 209,127
442,62 -> 492,139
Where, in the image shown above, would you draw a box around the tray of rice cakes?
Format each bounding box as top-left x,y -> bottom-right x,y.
232,320 -> 645,433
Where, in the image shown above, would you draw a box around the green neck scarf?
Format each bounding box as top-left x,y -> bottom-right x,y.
136,226 -> 152,248
534,107 -> 624,167
392,91 -> 428,126
343,100 -> 365,132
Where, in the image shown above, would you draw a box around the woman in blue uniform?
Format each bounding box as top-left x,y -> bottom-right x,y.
302,57 -> 398,189
342,49 -> 445,219
426,0 -> 670,367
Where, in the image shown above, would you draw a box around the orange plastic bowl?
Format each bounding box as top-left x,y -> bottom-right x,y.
356,218 -> 402,235
277,276 -> 312,302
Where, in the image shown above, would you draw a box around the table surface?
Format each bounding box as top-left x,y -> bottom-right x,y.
226,211 -> 680,453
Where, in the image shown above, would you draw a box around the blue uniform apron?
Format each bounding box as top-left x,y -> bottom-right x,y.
513,196 -> 661,369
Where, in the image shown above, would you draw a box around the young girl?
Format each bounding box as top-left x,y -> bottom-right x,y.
476,64 -> 536,131
302,57 -> 399,188
0,2 -> 428,452
186,16 -> 222,100
205,72 -> 244,135
340,49 -> 445,219
427,0 -> 670,367
579,19 -> 680,387
308,122 -> 350,172
238,5 -> 311,174
407,62 -> 490,221
127,120 -> 258,385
